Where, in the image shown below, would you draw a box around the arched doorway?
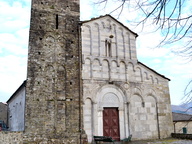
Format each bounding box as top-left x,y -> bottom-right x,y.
95,85 -> 128,141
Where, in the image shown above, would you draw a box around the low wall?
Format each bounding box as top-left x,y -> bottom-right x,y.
171,133 -> 192,140
0,131 -> 23,144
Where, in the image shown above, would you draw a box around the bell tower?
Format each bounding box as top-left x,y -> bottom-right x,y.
24,0 -> 82,143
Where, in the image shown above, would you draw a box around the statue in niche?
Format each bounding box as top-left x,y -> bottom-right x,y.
105,38 -> 112,57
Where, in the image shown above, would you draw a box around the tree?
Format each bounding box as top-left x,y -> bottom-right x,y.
183,80 -> 192,103
93,0 -> 192,102
94,0 -> 191,59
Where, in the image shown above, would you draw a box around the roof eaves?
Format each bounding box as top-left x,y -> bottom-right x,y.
81,14 -> 138,38
138,61 -> 170,81
6,80 -> 26,103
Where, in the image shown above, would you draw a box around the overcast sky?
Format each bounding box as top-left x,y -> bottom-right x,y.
0,0 -> 191,105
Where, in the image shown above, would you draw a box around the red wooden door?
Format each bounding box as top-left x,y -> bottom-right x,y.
103,108 -> 120,141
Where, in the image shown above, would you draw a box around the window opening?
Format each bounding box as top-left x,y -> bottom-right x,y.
56,14 -> 59,29
105,39 -> 112,57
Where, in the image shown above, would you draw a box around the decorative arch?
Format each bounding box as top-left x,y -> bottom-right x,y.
135,67 -> 143,82
82,25 -> 92,55
130,95 -> 143,107
144,95 -> 159,139
132,87 -> 143,99
93,59 -> 101,78
145,89 -> 157,102
96,84 -> 126,110
83,57 -> 92,64
93,23 -> 100,56
128,62 -> 135,71
83,98 -> 93,142
155,78 -> 159,84
150,75 -> 154,84
93,58 -> 101,66
144,71 -> 149,80
89,84 -> 129,140
119,60 -> 127,69
117,27 -> 124,58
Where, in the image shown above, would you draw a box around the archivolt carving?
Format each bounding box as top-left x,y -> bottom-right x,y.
95,84 -> 126,109
103,93 -> 119,104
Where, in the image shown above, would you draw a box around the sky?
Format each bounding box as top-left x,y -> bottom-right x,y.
0,0 -> 191,105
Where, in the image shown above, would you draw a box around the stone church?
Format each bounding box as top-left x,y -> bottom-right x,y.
1,0 -> 173,143
81,15 -> 173,142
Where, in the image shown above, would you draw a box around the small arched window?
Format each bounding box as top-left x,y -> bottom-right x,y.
105,39 -> 112,57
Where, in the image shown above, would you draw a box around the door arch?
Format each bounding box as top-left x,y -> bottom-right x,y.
94,85 -> 128,140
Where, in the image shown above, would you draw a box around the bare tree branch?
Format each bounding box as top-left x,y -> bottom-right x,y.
94,0 -> 192,102
94,0 -> 191,59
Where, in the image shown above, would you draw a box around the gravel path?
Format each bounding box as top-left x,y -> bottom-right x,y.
128,138 -> 192,144
104,138 -> 192,144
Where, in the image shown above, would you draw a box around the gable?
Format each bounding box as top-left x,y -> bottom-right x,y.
81,15 -> 138,60
82,15 -> 138,37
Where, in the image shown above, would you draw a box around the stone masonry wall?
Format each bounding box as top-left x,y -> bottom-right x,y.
24,0 -> 82,143
174,121 -> 192,134
0,132 -> 23,144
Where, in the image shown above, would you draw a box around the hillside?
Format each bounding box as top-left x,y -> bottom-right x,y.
172,102 -> 192,115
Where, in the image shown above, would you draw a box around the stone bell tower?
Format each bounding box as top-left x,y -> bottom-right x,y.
24,0 -> 82,143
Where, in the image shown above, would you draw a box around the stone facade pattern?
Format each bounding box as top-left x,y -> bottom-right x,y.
81,16 -> 173,143
174,121 -> 192,134
24,0 -> 82,143
0,103 -> 7,125
0,132 -> 23,144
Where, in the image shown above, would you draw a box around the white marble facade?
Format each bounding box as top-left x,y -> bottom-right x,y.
81,15 -> 173,142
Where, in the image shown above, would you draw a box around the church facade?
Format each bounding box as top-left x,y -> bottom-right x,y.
81,15 -> 173,142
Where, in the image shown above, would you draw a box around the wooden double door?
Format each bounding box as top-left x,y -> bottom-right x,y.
103,108 -> 120,141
